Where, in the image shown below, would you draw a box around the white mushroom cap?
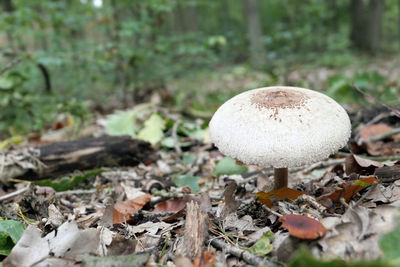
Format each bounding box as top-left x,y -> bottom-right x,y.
209,86 -> 351,168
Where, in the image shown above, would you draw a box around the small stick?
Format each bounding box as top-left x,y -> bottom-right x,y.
352,84 -> 400,118
0,57 -> 22,75
210,238 -> 276,266
361,127 -> 400,143
354,112 -> 392,141
262,205 -> 282,217
336,152 -> 400,161
0,185 -> 29,202
354,182 -> 379,207
55,188 -> 96,196
301,158 -> 346,173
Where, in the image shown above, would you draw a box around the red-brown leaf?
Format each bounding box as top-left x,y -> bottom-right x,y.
256,188 -> 306,208
279,214 -> 326,240
113,194 -> 151,224
153,199 -> 187,213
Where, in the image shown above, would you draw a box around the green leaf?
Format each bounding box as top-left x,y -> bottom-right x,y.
105,110 -> 137,138
36,169 -> 103,192
137,113 -> 165,145
248,231 -> 274,256
182,154 -> 196,165
161,136 -> 193,149
0,77 -> 14,90
0,135 -> 24,150
173,175 -> 200,192
380,222 -> 400,266
213,157 -> 248,177
0,220 -> 25,256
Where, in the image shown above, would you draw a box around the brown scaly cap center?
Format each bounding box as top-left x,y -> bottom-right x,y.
250,89 -> 308,110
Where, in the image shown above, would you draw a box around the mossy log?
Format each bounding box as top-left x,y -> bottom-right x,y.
0,135 -> 155,182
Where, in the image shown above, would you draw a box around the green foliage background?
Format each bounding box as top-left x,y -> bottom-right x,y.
0,0 -> 399,135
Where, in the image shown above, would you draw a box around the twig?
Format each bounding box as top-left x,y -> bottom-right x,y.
294,194 -> 326,214
55,188 -> 96,196
301,158 -> 346,173
150,188 -> 184,198
0,57 -> 22,75
354,112 -> 392,141
354,182 -> 378,207
262,205 -> 283,217
0,184 -> 29,202
210,238 -> 276,266
336,152 -> 400,161
361,127 -> 400,143
352,84 -> 400,118
172,119 -> 182,155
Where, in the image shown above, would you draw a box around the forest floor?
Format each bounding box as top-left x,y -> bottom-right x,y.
0,60 -> 400,266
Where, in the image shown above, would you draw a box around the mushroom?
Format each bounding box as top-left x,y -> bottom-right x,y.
209,86 -> 351,189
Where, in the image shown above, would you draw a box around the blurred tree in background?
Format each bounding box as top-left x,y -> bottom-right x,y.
0,0 -> 399,135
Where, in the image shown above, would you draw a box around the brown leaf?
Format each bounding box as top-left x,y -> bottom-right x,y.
113,194 -> 151,224
256,188 -> 306,208
359,124 -> 399,156
360,123 -> 393,140
153,199 -> 187,213
193,250 -> 216,267
163,208 -> 186,223
220,182 -> 241,219
325,177 -> 380,203
279,214 -> 326,240
345,155 -> 383,175
365,141 -> 396,156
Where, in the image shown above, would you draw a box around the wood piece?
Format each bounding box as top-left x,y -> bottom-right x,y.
375,165 -> 400,183
0,135 -> 155,182
178,201 -> 208,260
210,238 -> 275,266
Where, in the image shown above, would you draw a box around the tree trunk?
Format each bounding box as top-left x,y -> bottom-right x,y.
398,0 -> 400,44
184,3 -> 198,32
350,0 -> 367,49
2,0 -> 15,50
329,0 -> 339,32
350,0 -> 385,53
368,0 -> 385,52
243,0 -> 267,69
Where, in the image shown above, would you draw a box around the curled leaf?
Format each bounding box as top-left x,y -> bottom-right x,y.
324,176 -> 380,203
113,194 -> 151,224
153,199 -> 187,213
256,188 -> 306,208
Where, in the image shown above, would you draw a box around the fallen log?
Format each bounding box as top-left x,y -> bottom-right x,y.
0,135 -> 155,182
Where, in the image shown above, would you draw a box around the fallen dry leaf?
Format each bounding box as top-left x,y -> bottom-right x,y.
324,177 -> 380,203
365,141 -> 396,156
4,221 -> 101,266
317,204 -> 398,260
193,250 -> 216,267
345,155 -> 386,175
359,124 -> 400,156
279,214 -> 326,240
113,194 -> 152,224
153,199 -> 187,213
360,123 -> 394,140
256,188 -> 306,208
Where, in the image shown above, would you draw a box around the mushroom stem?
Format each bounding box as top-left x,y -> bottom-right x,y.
273,167 -> 288,189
